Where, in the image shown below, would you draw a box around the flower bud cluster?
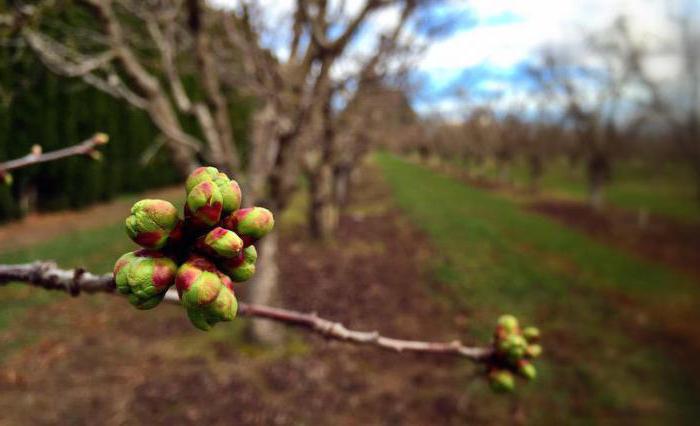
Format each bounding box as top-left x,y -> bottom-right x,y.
487,314 -> 542,393
113,166 -> 274,330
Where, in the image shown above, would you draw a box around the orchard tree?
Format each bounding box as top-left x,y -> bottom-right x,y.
624,0 -> 700,199
527,31 -> 640,211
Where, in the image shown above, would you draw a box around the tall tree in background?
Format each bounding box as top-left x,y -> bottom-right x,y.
11,0 -> 239,175
0,2 -> 183,220
222,0 -> 425,338
3,0 -> 440,341
625,0 -> 700,200
527,24 -> 643,211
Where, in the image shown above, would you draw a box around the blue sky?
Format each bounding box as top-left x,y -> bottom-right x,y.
212,0 -> 681,118
410,0 -> 677,117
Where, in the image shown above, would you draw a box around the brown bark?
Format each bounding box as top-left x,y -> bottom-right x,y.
308,164 -> 339,240
587,152 -> 611,211
0,133 -> 108,174
0,261 -> 493,361
528,154 -> 543,193
246,231 -> 283,344
333,164 -> 352,207
187,0 -> 239,174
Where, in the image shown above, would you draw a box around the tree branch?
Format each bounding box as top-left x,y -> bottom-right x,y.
0,261 -> 493,362
0,133 -> 108,175
22,29 -> 148,110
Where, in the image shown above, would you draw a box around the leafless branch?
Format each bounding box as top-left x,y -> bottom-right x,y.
0,133 -> 109,175
0,261 -> 494,362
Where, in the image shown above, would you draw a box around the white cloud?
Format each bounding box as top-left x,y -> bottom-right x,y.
211,0 -> 686,116
419,0 -> 673,74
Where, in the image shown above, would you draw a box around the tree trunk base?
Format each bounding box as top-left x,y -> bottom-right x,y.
245,232 -> 284,344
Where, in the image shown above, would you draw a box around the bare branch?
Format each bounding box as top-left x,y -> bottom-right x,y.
0,261 -> 493,362
145,12 -> 193,113
23,29 -> 148,110
23,30 -> 116,77
187,0 -> 240,171
311,0 -> 389,54
0,133 -> 109,174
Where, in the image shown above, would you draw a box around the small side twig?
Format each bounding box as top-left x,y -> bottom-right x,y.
0,133 -> 109,176
0,261 -> 494,362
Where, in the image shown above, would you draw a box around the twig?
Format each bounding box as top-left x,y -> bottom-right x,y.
0,261 -> 494,362
0,133 -> 109,174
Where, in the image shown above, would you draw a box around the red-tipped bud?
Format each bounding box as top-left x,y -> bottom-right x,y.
185,181 -> 223,227
176,256 -> 238,330
113,249 -> 177,309
220,245 -> 257,282
222,207 -> 274,246
125,199 -> 180,249
185,166 -> 219,194
198,227 -> 243,258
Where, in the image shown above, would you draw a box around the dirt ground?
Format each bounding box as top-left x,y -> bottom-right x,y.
0,171 -> 497,425
530,200 -> 700,280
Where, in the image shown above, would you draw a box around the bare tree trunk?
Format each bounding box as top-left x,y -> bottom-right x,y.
498,159 -> 511,184
589,181 -> 605,211
308,164 -> 339,240
528,154 -> 543,193
418,146 -> 430,163
587,152 -> 610,211
18,183 -> 38,215
333,164 -> 351,207
246,231 -> 283,344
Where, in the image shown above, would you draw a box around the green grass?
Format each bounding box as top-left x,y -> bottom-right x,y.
462,157 -> 700,222
377,153 -> 700,425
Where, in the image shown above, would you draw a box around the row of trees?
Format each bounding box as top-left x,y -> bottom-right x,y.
396,2 -> 699,211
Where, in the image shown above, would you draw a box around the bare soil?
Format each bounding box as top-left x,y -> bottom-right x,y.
530,200 -> 700,280
0,171 -> 494,425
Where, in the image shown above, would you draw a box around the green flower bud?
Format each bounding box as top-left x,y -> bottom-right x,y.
113,250 -> 177,310
523,326 -> 540,342
220,245 -> 257,282
185,166 -> 219,194
526,344 -> 543,358
222,207 -> 274,246
175,256 -> 238,330
499,334 -> 528,361
213,173 -> 242,214
125,199 -> 179,249
114,251 -> 137,295
88,150 -> 103,161
186,181 -> 223,227
199,227 -> 243,258
489,370 -> 515,393
518,360 -> 537,380
93,132 -> 110,145
497,314 -> 519,334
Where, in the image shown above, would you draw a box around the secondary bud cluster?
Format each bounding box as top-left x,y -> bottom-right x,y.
113,166 -> 274,330
487,314 -> 542,393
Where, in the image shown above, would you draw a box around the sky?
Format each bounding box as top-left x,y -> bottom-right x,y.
412,0 -> 678,117
211,0 -> 687,118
